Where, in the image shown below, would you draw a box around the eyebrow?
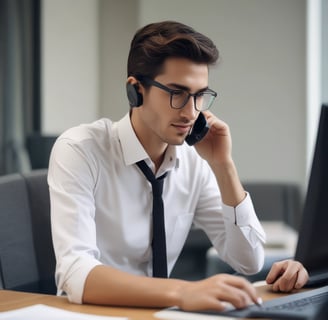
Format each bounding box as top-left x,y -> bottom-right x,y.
166,82 -> 209,93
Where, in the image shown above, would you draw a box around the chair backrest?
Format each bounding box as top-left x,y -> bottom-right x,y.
243,182 -> 302,230
0,173 -> 39,291
22,169 -> 56,294
26,134 -> 57,169
0,169 -> 56,294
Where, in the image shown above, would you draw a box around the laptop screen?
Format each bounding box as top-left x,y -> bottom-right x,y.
295,104 -> 328,274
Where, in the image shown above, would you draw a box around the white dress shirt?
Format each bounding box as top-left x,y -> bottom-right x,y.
48,113 -> 266,304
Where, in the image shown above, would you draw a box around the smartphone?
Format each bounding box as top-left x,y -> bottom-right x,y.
185,112 -> 209,146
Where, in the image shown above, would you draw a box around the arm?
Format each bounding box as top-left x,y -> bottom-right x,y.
196,115 -> 308,293
194,112 -> 265,272
83,265 -> 262,311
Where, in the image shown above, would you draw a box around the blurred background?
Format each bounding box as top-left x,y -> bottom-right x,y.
0,0 -> 327,281
1,0 -> 327,190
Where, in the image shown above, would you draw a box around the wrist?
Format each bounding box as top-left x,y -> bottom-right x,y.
208,157 -> 234,173
166,279 -> 189,308
209,159 -> 245,207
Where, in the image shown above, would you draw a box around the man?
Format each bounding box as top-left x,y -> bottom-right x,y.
48,21 -> 308,312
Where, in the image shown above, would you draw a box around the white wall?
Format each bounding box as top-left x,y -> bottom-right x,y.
41,0 -> 99,134
138,0 -> 307,186
98,0 -> 138,121
42,0 -> 308,188
323,0 -> 328,103
306,0 -> 322,176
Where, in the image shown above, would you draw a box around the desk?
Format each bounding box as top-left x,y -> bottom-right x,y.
0,286 -> 298,320
0,290 -> 157,320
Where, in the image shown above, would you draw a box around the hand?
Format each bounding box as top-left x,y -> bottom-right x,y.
266,259 -> 309,292
194,111 -> 246,206
177,274 -> 262,312
194,111 -> 232,166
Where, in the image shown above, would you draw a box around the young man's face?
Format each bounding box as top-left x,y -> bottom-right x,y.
140,57 -> 209,146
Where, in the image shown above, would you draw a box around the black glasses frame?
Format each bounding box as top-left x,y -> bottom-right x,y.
140,77 -> 217,111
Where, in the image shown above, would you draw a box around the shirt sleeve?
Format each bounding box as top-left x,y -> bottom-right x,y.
48,137 -> 102,304
222,192 -> 266,244
192,158 -> 266,276
216,192 -> 267,275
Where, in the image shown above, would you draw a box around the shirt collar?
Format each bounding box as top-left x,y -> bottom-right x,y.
117,113 -> 179,174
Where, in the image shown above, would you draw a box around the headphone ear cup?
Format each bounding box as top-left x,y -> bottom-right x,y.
126,83 -> 143,107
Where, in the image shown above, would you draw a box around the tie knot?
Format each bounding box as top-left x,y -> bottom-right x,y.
136,160 -> 167,197
136,159 -> 166,180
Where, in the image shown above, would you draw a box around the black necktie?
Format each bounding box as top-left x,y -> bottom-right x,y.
136,160 -> 168,278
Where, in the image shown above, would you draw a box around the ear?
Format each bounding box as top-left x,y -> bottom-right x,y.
126,77 -> 143,107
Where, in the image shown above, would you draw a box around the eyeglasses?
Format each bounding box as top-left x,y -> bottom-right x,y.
140,77 -> 217,111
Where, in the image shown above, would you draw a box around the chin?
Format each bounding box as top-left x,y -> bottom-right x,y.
166,137 -> 185,146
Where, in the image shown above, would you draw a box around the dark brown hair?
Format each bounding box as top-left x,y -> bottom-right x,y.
127,21 -> 219,81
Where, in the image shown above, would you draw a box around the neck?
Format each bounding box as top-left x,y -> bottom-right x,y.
130,109 -> 168,173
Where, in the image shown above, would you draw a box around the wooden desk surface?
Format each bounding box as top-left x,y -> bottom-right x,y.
0,290 -> 157,320
0,286 -> 296,320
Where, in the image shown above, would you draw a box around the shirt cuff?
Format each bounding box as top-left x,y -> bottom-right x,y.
222,192 -> 266,243
61,259 -> 102,304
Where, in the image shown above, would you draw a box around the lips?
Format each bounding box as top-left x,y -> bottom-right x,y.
172,123 -> 192,134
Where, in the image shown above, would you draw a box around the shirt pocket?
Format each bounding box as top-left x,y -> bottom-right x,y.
165,212 -> 194,270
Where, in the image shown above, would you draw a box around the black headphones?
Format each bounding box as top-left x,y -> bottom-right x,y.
126,82 -> 143,107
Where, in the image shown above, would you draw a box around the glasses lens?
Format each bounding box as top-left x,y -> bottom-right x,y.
171,91 -> 190,109
193,92 -> 216,111
170,90 -> 217,111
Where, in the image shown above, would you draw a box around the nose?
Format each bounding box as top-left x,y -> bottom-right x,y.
179,96 -> 197,120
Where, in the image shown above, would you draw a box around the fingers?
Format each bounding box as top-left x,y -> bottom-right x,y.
221,275 -> 261,308
206,274 -> 261,310
179,261 -> 308,312
266,260 -> 285,284
266,260 -> 309,292
295,265 -> 309,288
178,274 -> 261,312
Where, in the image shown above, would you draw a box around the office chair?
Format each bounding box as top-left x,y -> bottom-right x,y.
0,173 -> 40,292
0,169 -> 56,294
26,134 -> 57,169
243,182 -> 302,231
170,227 -> 212,280
23,169 -> 57,294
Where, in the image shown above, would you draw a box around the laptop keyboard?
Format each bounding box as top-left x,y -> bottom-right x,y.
263,291 -> 328,312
